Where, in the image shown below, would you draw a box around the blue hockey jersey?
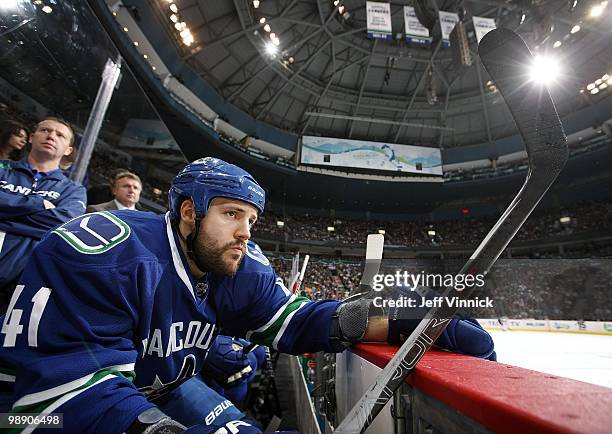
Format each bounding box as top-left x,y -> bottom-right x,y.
0,159 -> 87,286
0,211 -> 341,432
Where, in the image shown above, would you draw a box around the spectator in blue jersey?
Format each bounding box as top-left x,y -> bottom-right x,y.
0,117 -> 87,312
0,157 -> 493,434
0,120 -> 29,161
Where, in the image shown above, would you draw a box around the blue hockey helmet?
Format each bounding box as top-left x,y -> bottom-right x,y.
169,157 -> 265,221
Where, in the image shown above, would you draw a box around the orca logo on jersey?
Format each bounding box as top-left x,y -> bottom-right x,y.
244,243 -> 270,266
53,212 -> 131,254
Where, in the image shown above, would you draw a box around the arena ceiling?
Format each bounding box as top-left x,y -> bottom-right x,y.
150,0 -> 612,148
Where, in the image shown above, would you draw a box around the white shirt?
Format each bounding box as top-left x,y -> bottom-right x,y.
114,199 -> 136,210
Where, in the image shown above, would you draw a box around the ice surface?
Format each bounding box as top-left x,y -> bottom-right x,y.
489,330 -> 612,388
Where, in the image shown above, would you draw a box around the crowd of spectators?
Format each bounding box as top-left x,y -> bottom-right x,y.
252,199 -> 612,247
443,135 -> 610,182
268,254 -> 612,321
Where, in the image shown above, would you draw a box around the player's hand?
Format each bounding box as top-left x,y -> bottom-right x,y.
387,286 -> 495,360
202,335 -> 252,387
43,199 -> 56,209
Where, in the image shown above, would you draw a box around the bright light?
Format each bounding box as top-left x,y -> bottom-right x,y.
179,22 -> 187,30
265,42 -> 277,55
334,0 -> 340,5
41,5 -> 52,13
174,22 -> 181,30
143,54 -> 148,59
288,56 -> 294,63
600,82 -> 608,89
259,17 -> 266,24
253,0 -> 260,8
263,23 -> 271,32
327,226 -> 335,232
529,55 -> 560,84
587,83 -> 596,90
180,29 -> 190,38
123,26 -> 129,32
152,66 -> 157,71
0,0 -> 20,12
608,77 -> 612,85
269,32 -> 276,39
133,41 -> 139,46
595,78 -> 602,85
570,24 -> 581,34
559,216 -> 571,223
338,5 -> 345,14
590,1 -> 607,17
427,230 -> 436,237
276,221 -> 284,227
520,13 -> 526,25
272,37 -> 280,46
378,229 -> 385,235
603,74 -> 610,80
169,3 -> 178,13
170,14 -> 178,23
553,40 -> 562,48
591,87 -> 600,94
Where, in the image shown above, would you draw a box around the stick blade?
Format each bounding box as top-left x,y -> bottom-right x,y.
478,28 -> 568,174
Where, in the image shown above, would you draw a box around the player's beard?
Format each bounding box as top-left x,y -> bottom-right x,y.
192,230 -> 244,276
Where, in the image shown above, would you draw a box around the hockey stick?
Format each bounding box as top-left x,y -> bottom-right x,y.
343,233 -> 385,302
334,28 -> 568,434
292,254 -> 310,293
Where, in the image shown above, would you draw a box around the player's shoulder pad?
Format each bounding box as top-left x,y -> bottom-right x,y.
240,240 -> 272,273
49,210 -> 158,257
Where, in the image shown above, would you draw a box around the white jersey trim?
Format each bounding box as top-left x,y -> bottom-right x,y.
0,372 -> 15,382
13,363 -> 135,408
22,374 -> 115,434
165,212 -> 196,301
272,301 -> 309,350
245,293 -> 297,340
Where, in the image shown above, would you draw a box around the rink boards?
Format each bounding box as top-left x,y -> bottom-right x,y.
336,330 -> 612,434
478,318 -> 612,335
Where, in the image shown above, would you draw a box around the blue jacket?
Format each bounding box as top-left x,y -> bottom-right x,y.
0,159 -> 87,286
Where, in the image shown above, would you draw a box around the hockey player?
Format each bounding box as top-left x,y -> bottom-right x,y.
0,157 -> 494,433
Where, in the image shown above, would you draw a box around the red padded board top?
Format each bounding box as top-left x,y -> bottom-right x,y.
351,343 -> 612,434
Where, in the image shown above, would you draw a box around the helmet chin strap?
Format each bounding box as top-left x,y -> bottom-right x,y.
177,216 -> 202,262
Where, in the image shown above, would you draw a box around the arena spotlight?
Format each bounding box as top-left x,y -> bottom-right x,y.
553,40 -> 562,48
276,221 -> 285,228
529,55 -> 561,84
378,229 -> 385,235
259,17 -> 266,24
427,230 -> 436,237
265,42 -> 277,55
169,3 -> 178,13
559,216 -> 571,223
327,226 -> 335,232
0,0 -> 20,12
570,24 -> 581,33
263,23 -> 271,32
590,1 -> 608,17
253,0 -> 260,8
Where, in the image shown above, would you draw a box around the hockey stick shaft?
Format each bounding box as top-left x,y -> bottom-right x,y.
293,254 -> 310,293
334,28 -> 568,434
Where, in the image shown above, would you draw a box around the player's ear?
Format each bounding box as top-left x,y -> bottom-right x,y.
179,199 -> 196,226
